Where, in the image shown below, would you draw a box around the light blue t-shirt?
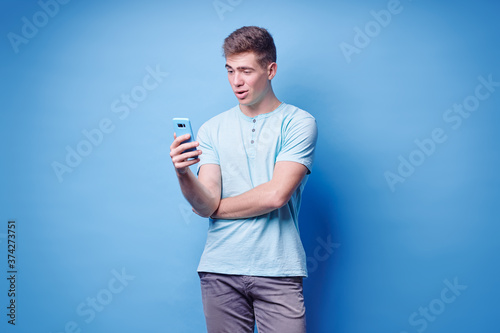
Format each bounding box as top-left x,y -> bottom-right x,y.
196,102 -> 317,277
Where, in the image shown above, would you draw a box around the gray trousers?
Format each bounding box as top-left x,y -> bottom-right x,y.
198,272 -> 306,333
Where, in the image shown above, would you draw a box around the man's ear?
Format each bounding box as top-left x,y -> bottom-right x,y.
268,62 -> 277,80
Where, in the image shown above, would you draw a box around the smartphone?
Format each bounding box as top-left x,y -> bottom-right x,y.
172,118 -> 196,153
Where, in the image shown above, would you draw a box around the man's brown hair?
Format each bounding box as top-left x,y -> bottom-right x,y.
222,26 -> 277,69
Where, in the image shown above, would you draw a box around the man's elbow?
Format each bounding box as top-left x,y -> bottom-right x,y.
195,205 -> 217,218
192,197 -> 220,218
268,190 -> 291,210
193,206 -> 209,218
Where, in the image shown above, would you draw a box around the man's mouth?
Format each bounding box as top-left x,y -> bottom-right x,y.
235,90 -> 248,99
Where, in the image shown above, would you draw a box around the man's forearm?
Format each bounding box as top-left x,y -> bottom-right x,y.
211,161 -> 308,220
177,168 -> 219,218
211,181 -> 285,219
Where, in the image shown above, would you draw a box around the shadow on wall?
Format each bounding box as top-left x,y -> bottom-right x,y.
280,77 -> 342,332
300,173 -> 341,333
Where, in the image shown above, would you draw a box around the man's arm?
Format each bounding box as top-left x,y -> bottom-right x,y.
170,134 -> 221,218
211,161 -> 308,219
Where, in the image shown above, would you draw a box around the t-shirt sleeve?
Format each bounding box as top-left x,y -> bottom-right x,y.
276,114 -> 318,174
196,121 -> 220,174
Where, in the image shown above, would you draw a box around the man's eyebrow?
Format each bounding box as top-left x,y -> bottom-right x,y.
225,64 -> 255,70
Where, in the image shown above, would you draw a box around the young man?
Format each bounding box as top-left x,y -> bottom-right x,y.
170,26 -> 317,333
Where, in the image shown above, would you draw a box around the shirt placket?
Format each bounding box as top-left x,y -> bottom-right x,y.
248,118 -> 257,159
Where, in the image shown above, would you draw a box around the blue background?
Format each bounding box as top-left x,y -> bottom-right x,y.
1,0 -> 499,332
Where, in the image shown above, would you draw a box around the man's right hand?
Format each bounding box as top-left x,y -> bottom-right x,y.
169,134 -> 221,218
169,133 -> 202,175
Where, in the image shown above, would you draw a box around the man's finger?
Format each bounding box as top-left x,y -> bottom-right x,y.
170,133 -> 193,150
172,148 -> 201,163
175,158 -> 200,169
171,141 -> 199,158
177,140 -> 199,153
176,133 -> 191,142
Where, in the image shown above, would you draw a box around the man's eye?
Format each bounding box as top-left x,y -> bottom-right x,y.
244,71 -> 251,74
227,70 -> 233,74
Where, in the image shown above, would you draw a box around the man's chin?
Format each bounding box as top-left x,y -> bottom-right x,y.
238,99 -> 253,106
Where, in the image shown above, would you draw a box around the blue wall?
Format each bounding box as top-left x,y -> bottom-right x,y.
1,0 -> 499,332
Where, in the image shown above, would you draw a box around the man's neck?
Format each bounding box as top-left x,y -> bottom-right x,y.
239,93 -> 281,118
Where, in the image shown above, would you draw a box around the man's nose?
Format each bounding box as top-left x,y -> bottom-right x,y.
233,72 -> 243,86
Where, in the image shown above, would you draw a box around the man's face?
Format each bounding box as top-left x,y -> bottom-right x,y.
225,52 -> 274,107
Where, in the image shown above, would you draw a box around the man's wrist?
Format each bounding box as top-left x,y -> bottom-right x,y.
175,167 -> 188,176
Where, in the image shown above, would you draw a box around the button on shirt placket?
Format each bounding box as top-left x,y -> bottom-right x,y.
251,119 -> 256,144
248,118 -> 256,158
